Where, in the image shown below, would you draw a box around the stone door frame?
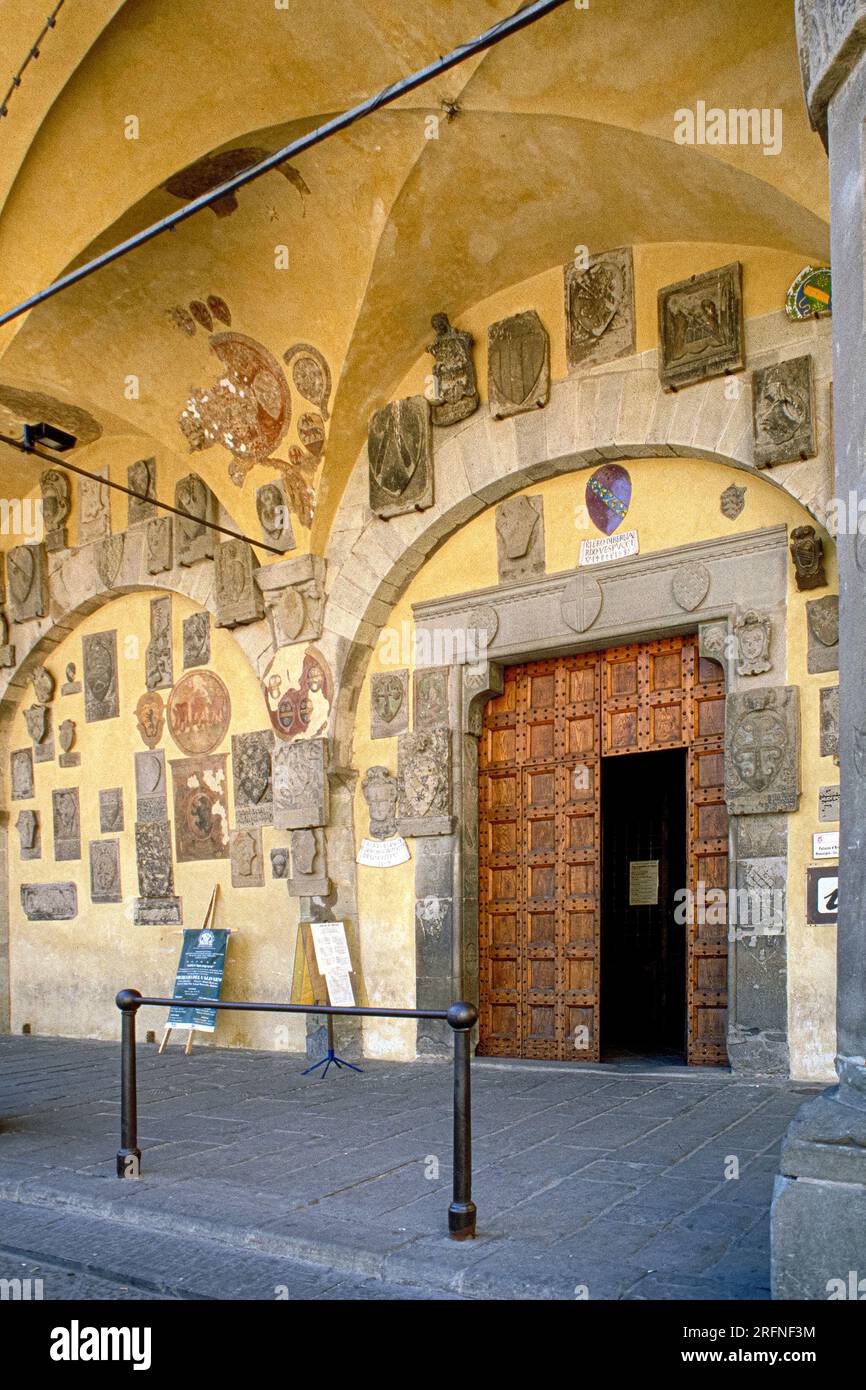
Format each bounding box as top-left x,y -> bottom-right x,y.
411,523 -> 793,1074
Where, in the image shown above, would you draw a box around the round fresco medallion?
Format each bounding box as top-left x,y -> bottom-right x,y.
585,464 -> 631,535
167,669 -> 231,755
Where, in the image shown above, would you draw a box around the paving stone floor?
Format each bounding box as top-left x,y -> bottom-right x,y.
0,1036 -> 817,1301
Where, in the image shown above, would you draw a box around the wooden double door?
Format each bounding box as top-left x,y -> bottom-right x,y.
477,635 -> 729,1066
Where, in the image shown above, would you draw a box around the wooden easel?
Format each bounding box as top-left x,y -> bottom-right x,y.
158,885 -> 220,1055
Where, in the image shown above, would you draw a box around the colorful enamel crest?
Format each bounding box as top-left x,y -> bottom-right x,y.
785,266 -> 831,321
585,464 -> 631,535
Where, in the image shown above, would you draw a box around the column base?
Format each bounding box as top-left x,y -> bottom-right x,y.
771,1059 -> 866,1299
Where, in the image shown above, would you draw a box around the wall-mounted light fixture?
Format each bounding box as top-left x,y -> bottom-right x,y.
22,421 -> 77,452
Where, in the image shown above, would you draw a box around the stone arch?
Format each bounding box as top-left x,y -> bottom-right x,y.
323,308 -> 834,763
0,520 -> 273,733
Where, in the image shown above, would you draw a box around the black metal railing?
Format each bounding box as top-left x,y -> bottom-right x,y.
114,990 -> 477,1239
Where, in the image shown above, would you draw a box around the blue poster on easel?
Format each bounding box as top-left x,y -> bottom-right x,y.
159,887 -> 229,1053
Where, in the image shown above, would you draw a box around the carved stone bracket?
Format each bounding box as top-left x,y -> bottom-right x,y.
256,555 -> 326,648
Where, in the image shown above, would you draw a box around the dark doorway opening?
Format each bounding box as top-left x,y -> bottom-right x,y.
600,748 -> 687,1062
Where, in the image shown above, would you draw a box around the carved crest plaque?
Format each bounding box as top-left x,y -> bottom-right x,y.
21,882 -> 77,921
371,669 -> 409,740
135,691 -> 165,749
170,753 -> 230,862
495,495 -> 544,582
32,664 -> 55,703
397,729 -> 452,836
368,397 -> 433,518
215,539 -> 264,628
752,355 -> 816,467
725,686 -> 800,815
7,544 -> 46,622
672,562 -> 711,612
83,630 -> 119,722
820,686 -> 839,760
658,262 -> 744,391
174,473 -> 215,566
40,468 -> 71,550
362,766 -> 398,840
16,809 -> 40,859
734,610 -> 772,677
488,310 -> 550,419
96,532 -> 125,589
426,313 -> 478,426
565,246 -> 635,372
231,730 -> 274,827
807,595 -> 839,673
790,524 -> 826,590
256,480 -> 295,553
287,827 -> 329,896
52,786 -> 81,860
135,820 -> 176,901
58,717 -> 79,768
167,669 -> 231,754
77,468 -> 110,545
720,483 -> 747,521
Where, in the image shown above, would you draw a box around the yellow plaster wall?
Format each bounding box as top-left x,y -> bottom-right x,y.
353,457 -> 838,1081
8,590 -> 304,1053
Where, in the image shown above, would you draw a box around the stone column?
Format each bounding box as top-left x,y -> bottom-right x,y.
771,0 -> 866,1298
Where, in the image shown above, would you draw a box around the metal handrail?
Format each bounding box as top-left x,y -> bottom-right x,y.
115,990 -> 477,1239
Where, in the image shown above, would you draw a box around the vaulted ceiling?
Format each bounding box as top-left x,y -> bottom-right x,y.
0,0 -> 829,548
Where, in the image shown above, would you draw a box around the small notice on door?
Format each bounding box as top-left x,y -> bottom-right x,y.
629,860 -> 659,907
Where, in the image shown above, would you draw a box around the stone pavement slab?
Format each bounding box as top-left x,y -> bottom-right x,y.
0,1036 -> 819,1300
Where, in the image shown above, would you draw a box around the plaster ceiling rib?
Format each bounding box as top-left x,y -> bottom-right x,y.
0,432 -> 284,558
0,0 -> 572,333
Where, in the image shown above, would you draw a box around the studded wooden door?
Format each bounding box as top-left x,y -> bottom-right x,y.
477,655 -> 602,1061
477,636 -> 728,1066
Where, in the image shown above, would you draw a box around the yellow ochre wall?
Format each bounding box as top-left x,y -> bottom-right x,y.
353,457 -> 838,1082
8,591 -> 305,1053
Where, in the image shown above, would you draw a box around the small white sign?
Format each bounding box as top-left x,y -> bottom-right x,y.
579,529 -> 639,567
356,836 -> 411,868
310,921 -> 352,975
324,969 -> 355,1007
629,859 -> 659,907
813,831 -> 839,861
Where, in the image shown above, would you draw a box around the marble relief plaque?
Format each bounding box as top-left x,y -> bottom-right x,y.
658,262 -> 744,391
273,738 -> 329,830
145,595 -> 173,690
426,314 -> 478,427
15,809 -> 40,860
413,667 -> 450,730
82,630 -> 119,722
77,467 -> 111,545
135,749 -> 168,822
270,847 -> 289,880
146,515 -> 172,575
230,827 -> 265,888
752,355 -> 816,467
52,787 -> 81,860
20,882 -> 77,921
182,612 -> 211,669
90,839 -> 122,904
10,747 -> 34,800
231,730 -> 273,827
127,458 -> 157,526
99,788 -> 124,833
820,686 -> 839,760
725,687 -> 800,815
362,765 -> 398,840
135,820 -> 176,900
215,539 -> 264,628
40,468 -> 71,550
170,754 -> 229,862
287,827 -> 329,896
256,480 -> 295,553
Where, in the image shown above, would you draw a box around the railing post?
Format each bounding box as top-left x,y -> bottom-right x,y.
116,989 -> 142,1179
446,1001 -> 477,1239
